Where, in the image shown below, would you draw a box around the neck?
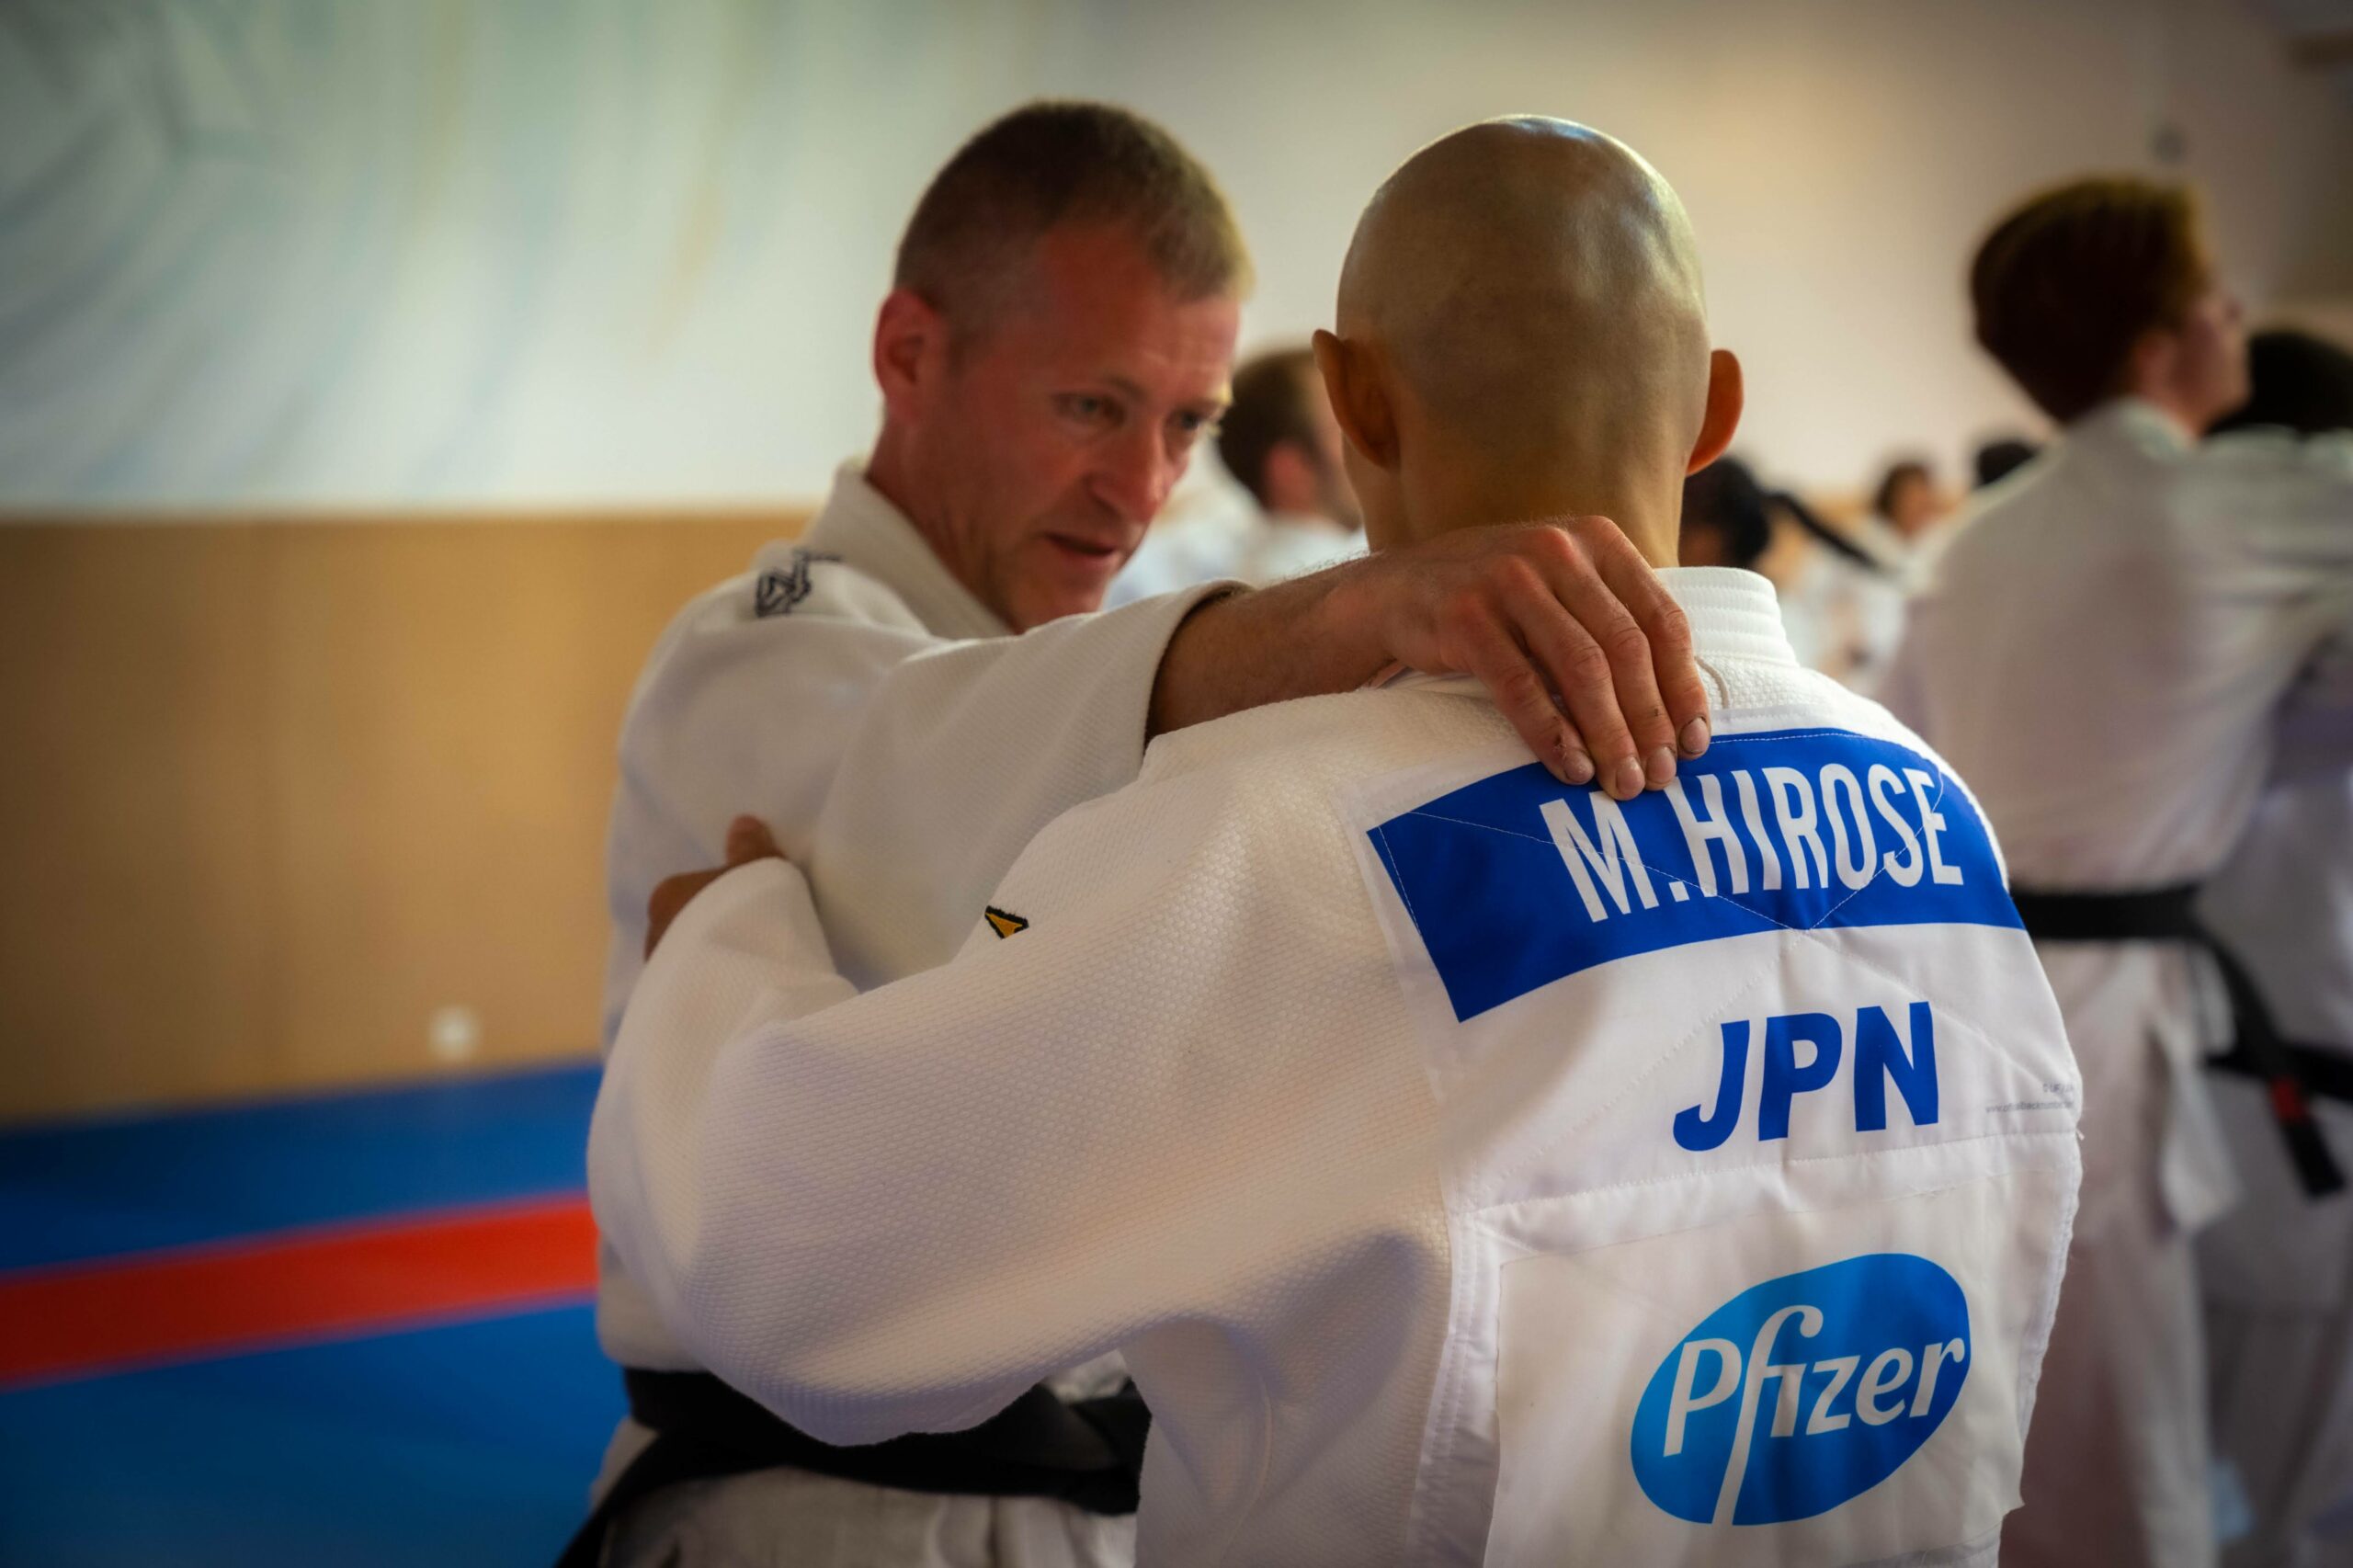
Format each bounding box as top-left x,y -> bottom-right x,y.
865,422 -> 988,597
1405,453 -> 1683,568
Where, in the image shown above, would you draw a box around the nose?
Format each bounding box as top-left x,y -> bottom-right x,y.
1090,422 -> 1179,524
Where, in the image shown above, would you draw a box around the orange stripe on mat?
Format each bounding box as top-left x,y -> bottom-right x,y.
0,1195 -> 597,1388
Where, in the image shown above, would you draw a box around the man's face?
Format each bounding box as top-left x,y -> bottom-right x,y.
903,226 -> 1239,630
2162,280 -> 2251,433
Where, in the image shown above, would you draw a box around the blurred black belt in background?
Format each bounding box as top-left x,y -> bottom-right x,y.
2012,882 -> 2349,1199
554,1369 -> 1149,1568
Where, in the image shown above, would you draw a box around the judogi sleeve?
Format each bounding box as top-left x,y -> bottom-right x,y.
806,585 -> 1234,982
588,824 -> 1291,1448
605,583 -> 1229,1035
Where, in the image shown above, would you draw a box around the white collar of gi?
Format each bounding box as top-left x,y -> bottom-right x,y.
1372,565 -> 1796,696
2074,396 -> 2197,459
800,460 -> 1012,640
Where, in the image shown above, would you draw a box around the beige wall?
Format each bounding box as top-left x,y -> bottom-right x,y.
0,515 -> 800,1123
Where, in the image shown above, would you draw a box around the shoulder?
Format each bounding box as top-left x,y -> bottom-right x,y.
740,542 -> 927,631
620,544 -> 935,740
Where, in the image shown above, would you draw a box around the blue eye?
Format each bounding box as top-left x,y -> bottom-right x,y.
1058,394 -> 1118,426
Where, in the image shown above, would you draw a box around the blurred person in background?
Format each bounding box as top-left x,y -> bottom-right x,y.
1213,347 -> 1367,579
1975,435 -> 2041,490
1856,454 -> 1954,583
578,99 -> 1712,1568
1888,179 -> 2353,1568
1677,452 -> 1774,570
1771,483 -> 1909,694
1108,346 -> 1365,601
2193,327 -> 2353,1568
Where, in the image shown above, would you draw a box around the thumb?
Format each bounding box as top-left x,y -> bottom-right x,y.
724,814 -> 781,867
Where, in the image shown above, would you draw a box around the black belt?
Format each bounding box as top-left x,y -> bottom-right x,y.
2012,884 -> 2349,1198
553,1371 -> 1149,1568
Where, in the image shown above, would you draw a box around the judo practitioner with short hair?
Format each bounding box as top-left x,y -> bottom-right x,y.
1887,185 -> 2353,1568
595,117 -> 2082,1566
2193,329 -> 2353,1568
585,100 -> 1716,1566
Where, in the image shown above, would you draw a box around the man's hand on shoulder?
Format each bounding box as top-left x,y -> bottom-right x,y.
645,815 -> 786,958
1149,517 -> 1710,801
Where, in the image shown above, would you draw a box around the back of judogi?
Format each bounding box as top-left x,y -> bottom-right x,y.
593,568 -> 2082,1566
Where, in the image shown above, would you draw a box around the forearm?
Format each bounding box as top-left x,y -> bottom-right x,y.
1148,564 -> 1389,737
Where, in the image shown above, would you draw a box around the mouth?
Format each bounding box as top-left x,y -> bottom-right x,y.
1043,533 -> 1127,569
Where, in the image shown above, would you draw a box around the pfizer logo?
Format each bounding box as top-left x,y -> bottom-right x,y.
1631,1254 -> 1970,1526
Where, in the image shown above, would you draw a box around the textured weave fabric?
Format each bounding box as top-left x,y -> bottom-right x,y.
595,461 -> 1222,1566
595,567 -> 2082,1565
598,463 -> 1222,1371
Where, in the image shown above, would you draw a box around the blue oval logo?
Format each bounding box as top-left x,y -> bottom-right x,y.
1631,1253 -> 1970,1526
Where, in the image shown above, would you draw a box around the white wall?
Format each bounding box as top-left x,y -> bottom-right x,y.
2,0 -> 2347,508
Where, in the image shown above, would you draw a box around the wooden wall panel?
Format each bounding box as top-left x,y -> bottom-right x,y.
0,513 -> 801,1123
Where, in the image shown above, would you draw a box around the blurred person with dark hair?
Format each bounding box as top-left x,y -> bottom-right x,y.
1677,453 -> 1773,569
1214,347 -> 1365,578
1974,437 -> 2040,490
2214,329 -> 2353,439
1775,484 -> 1909,694
579,99 -> 1712,1568
1887,178 -> 2353,1568
1858,455 -> 1952,578
2192,327 -> 2353,1568
1109,347 -> 1365,601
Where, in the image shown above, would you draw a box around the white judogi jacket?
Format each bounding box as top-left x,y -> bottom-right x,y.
1887,402 -> 2353,1232
594,567 -> 2082,1566
1885,405 -> 2353,1568
599,460 -> 1223,1374
1108,507 -> 1365,606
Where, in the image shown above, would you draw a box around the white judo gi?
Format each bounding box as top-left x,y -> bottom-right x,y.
2200,608 -> 2353,1568
594,567 -> 2082,1565
597,461 -> 1228,1565
1886,403 -> 2353,1568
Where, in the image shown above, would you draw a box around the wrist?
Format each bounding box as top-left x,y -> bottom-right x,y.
1313,552 -> 1397,686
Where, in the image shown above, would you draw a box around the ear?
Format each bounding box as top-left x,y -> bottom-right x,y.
1686,348 -> 1745,474
873,287 -> 948,423
1313,329 -> 1400,472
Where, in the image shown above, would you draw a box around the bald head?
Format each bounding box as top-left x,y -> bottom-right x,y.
1318,119 -> 1737,561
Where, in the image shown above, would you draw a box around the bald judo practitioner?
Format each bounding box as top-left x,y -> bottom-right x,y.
595,119 -> 2082,1565
583,102 -> 1716,1567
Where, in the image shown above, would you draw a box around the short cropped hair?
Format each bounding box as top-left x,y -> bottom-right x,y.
2211,329 -> 2353,437
1970,178 -> 2211,423
894,101 -> 1250,338
1870,458 -> 1931,522
1216,348 -> 1321,506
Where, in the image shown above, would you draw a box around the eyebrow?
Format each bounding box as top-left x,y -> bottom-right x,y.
1097,373 -> 1230,416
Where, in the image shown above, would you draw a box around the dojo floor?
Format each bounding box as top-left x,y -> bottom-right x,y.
0,1064 -> 618,1566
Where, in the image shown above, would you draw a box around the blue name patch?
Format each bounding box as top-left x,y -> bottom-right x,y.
1365,728 -> 2019,1021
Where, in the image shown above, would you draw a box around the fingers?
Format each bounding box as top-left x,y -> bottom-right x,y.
1484,562 -> 1645,796
1533,524 -> 1683,790
645,868 -> 724,959
1579,522 -> 1711,759
646,818 -> 782,958
1449,597 -> 1595,787
725,814 -> 781,866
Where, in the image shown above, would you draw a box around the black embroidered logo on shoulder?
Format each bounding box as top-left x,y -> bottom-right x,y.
983,906 -> 1029,939
753,549 -> 840,619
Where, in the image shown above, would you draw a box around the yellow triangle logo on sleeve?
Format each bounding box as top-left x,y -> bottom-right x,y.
983,906 -> 1029,939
